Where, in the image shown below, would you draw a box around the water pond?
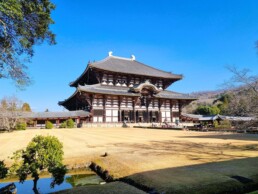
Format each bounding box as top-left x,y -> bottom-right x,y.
0,169 -> 104,194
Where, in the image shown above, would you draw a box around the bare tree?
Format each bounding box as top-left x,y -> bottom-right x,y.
225,66 -> 258,127
226,66 -> 258,95
0,96 -> 22,131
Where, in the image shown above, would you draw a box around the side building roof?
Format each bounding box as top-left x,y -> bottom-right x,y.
20,110 -> 90,119
70,55 -> 182,87
181,113 -> 255,121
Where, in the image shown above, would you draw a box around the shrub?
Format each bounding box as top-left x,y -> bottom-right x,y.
214,119 -> 231,129
59,121 -> 67,128
27,120 -> 35,127
0,160 -> 8,179
219,120 -> 231,128
15,122 -> 27,130
10,135 -> 67,192
45,121 -> 53,129
195,105 -> 220,115
213,120 -> 219,128
66,119 -> 75,128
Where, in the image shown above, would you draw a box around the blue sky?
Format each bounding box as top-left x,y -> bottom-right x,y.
1,0 -> 258,111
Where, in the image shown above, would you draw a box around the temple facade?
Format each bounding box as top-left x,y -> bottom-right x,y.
59,52 -> 196,123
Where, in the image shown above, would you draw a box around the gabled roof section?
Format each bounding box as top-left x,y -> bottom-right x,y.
69,64 -> 90,87
70,54 -> 183,87
130,80 -> 162,94
78,84 -> 141,97
90,55 -> 182,79
155,90 -> 197,100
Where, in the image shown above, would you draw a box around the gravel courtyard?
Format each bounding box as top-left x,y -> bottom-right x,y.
1,127 -> 258,193
1,128 -> 258,165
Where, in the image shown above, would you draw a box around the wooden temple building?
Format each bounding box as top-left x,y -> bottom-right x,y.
59,52 -> 196,124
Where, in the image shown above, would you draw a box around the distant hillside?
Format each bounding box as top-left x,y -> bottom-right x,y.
183,89 -> 228,113
191,89 -> 227,99
184,85 -> 254,115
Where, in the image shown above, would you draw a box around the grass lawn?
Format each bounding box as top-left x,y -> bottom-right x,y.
1,127 -> 258,193
54,181 -> 146,194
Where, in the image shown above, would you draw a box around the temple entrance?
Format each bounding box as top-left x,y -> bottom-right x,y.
150,111 -> 156,122
121,110 -> 134,122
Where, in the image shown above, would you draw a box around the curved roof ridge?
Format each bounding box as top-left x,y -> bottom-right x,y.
90,56 -> 111,65
133,59 -> 181,77
58,88 -> 80,105
89,56 -> 182,79
70,54 -> 183,87
92,56 -> 134,65
69,64 -> 89,87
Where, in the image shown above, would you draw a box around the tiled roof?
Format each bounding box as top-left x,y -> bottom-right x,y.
218,115 -> 254,121
78,84 -> 141,97
20,110 -> 90,119
77,84 -> 196,100
155,90 -> 197,100
89,56 -> 182,79
181,113 -> 254,121
59,84 -> 196,107
181,113 -> 218,121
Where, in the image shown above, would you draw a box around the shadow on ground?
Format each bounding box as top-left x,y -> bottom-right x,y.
122,157 -> 258,194
109,139 -> 258,163
178,133 -> 258,141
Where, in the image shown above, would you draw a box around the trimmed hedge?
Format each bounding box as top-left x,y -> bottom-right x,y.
15,122 -> 27,130
59,119 -> 75,128
45,121 -> 53,129
66,119 -> 75,128
59,121 -> 67,128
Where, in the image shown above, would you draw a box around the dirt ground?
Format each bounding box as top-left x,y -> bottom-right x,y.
1,127 -> 258,193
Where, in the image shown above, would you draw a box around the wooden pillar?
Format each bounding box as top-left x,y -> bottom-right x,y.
146,97 -> 151,123
118,96 -> 122,122
162,80 -> 165,90
34,120 -> 37,127
158,99 -> 164,123
170,100 -> 173,123
133,98 -> 136,123
113,74 -> 117,85
45,119 -> 48,126
179,100 -> 182,121
97,72 -> 103,83
127,76 -> 132,87
103,95 -> 106,123
158,99 -> 161,123
90,94 -> 95,123
140,76 -> 144,83
56,119 -> 60,126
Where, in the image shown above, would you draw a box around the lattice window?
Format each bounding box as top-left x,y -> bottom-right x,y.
135,78 -> 140,84
112,96 -> 118,107
173,102 -> 179,110
107,74 -> 113,82
93,109 -> 104,116
162,111 -> 171,122
102,74 -> 107,81
93,97 -> 103,107
93,116 -> 103,122
157,80 -> 163,88
153,99 -> 159,108
106,109 -> 118,123
165,100 -> 170,109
